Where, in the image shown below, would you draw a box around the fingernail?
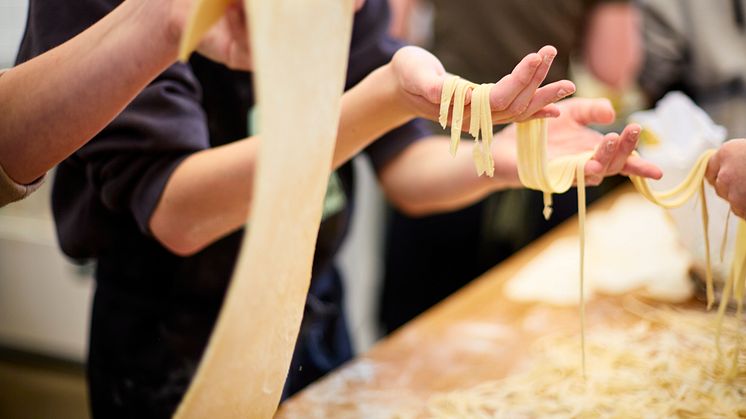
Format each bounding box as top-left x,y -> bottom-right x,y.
557,89 -> 568,98
606,139 -> 616,152
630,129 -> 640,146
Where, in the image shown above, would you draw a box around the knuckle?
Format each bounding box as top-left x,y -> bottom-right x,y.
426,84 -> 441,103
508,101 -> 529,115
516,71 -> 533,86
717,168 -> 734,186
491,95 -> 509,111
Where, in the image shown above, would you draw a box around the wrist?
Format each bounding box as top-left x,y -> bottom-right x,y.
375,62 -> 418,126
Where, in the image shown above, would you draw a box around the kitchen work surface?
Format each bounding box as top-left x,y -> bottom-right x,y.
277,186 -> 745,418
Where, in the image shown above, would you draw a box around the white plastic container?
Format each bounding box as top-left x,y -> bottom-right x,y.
629,92 -> 737,282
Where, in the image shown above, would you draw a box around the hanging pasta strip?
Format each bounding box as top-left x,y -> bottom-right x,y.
479,84 -> 495,177
448,80 -> 472,156
721,211 -> 732,263
440,76 -> 495,175
515,119 -> 593,376
700,181 -> 714,309
439,76 -> 459,130
621,147 -> 746,372
576,158 -> 587,378
438,75 -> 745,381
716,219 -> 746,375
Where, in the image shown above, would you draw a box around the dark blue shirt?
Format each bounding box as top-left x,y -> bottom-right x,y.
16,0 -> 427,416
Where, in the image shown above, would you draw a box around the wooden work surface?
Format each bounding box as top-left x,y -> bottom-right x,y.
276,186 -> 703,418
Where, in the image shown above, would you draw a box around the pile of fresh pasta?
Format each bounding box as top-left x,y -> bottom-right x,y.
435,75 -> 746,415
424,302 -> 746,418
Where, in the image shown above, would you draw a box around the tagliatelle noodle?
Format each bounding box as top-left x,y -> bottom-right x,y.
423,301 -> 746,418
439,72 -> 745,388
173,0 -> 355,417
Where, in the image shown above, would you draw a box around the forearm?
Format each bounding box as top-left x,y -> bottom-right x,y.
0,0 -> 180,184
151,62 -> 414,255
150,138 -> 259,256
379,135 -> 520,216
333,63 -> 414,167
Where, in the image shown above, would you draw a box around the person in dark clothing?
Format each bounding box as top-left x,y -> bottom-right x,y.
17,0 -> 658,417
381,0 -> 642,333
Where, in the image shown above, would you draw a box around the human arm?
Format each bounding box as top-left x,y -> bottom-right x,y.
378,98 -> 663,216
705,139 -> 746,219
0,0 -> 248,185
583,1 -> 642,90
150,45 -> 574,255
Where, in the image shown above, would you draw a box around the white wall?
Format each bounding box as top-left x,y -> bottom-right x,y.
0,0 -> 27,67
336,158 -> 385,353
0,1 -> 94,363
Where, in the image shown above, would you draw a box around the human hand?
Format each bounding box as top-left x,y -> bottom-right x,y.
194,2 -> 251,70
389,45 -> 576,125
170,0 -> 252,70
705,139 -> 746,218
497,98 -> 662,186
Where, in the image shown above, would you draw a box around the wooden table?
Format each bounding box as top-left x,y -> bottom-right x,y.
276,187 -> 699,418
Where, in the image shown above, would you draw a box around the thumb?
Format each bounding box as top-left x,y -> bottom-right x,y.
393,46 -> 446,104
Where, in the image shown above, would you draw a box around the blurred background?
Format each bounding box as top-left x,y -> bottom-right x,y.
1,3 -> 91,419
0,0 -> 743,417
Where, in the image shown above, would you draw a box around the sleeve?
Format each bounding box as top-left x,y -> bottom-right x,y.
15,0 -> 210,235
347,0 -> 431,172
0,163 -> 45,208
76,64 -> 209,234
636,0 -> 689,102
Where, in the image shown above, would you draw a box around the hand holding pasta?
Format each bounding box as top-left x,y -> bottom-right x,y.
174,0 -> 252,70
390,45 -> 575,124
502,98 -> 664,185
705,139 -> 746,219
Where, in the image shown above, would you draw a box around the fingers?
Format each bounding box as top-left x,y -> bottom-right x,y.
583,159 -> 605,186
497,46 -> 559,116
586,124 -> 661,182
586,132 -> 620,184
562,97 -> 616,126
528,104 -> 561,119
620,155 -> 663,179
225,4 -> 252,70
707,150 -> 731,208
445,46 -> 569,126
606,124 -> 641,174
226,4 -> 248,49
488,52 -> 543,111
714,173 -> 730,201
514,80 -> 576,122
585,155 -> 663,185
